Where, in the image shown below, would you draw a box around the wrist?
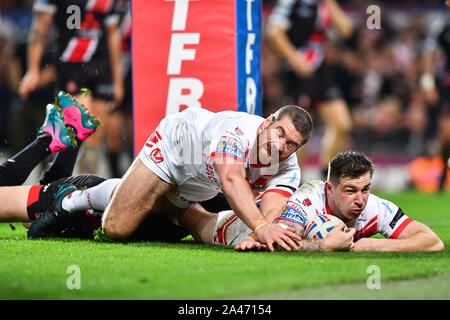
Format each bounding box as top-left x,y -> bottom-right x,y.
251,219 -> 267,232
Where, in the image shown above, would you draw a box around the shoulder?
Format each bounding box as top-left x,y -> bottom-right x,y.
290,180 -> 325,211
276,180 -> 325,227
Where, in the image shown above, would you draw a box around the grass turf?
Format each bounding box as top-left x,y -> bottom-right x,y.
0,190 -> 449,299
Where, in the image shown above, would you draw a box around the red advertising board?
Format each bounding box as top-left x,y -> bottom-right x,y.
132,0 -> 261,154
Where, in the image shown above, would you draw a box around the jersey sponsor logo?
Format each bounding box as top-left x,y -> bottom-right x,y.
215,136 -> 245,161
42,184 -> 51,193
219,136 -> 244,149
150,148 -> 164,163
145,130 -> 164,163
389,208 -> 405,229
278,201 -> 307,226
302,198 -> 312,206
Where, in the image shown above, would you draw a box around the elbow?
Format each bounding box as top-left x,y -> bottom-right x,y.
423,234 -> 445,252
102,214 -> 133,240
104,225 -> 130,240
431,238 -> 445,252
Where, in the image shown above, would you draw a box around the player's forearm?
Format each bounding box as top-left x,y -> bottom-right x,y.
27,37 -> 45,73
325,0 -> 354,39
259,192 -> 289,223
221,177 -> 266,230
422,48 -> 436,75
353,234 -> 444,252
107,27 -> 123,85
266,24 -> 299,65
27,13 -> 51,72
295,239 -> 325,252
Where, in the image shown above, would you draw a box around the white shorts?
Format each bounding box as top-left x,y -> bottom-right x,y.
212,210 -> 252,246
138,111 -> 219,209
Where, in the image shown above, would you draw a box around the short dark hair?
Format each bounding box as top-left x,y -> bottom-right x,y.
328,151 -> 374,185
272,105 -> 313,147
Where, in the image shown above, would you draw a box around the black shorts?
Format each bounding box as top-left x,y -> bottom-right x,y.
26,174 -> 190,242
27,174 -> 106,221
282,63 -> 343,109
57,58 -> 114,102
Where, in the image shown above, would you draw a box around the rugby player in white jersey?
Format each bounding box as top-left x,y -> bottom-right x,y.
183,151 -> 444,252
52,105 -> 312,251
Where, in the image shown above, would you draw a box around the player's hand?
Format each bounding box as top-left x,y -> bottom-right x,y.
291,55 -> 314,78
19,69 -> 40,99
235,235 -> 267,251
323,223 -> 355,251
254,223 -> 301,252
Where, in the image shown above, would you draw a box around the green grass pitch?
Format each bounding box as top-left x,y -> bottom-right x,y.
0,191 -> 449,300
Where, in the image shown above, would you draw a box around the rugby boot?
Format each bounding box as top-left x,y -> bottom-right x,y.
56,91 -> 102,141
38,104 -> 77,153
52,183 -> 78,216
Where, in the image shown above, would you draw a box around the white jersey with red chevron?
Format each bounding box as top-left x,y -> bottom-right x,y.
212,179 -> 414,247
275,180 -> 414,240
138,108 -> 301,208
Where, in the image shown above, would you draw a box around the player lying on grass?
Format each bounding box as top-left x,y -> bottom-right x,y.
191,151 -> 443,252
104,105 -> 313,251
1,150 -> 443,252
0,105 -> 313,249
42,105 -> 313,251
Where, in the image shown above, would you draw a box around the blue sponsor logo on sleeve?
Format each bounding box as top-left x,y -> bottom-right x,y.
279,205 -> 307,226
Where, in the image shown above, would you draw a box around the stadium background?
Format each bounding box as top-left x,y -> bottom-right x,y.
0,0 -> 448,193
0,0 -> 449,302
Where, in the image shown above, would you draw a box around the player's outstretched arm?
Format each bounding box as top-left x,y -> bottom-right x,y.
19,11 -> 53,99
325,0 -> 354,39
214,161 -> 300,251
266,23 -> 313,77
353,221 -> 444,252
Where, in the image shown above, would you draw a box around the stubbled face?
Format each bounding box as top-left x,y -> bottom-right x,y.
256,116 -> 303,165
327,172 -> 372,221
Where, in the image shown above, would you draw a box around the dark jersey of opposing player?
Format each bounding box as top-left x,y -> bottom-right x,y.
268,0 -> 332,71
33,0 -> 120,63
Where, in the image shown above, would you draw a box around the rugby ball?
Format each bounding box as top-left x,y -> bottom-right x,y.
304,214 -> 344,240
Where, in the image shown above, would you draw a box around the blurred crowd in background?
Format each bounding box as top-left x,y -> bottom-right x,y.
0,0 -> 448,191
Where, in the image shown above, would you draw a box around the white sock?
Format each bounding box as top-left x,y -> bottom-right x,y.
61,178 -> 122,212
